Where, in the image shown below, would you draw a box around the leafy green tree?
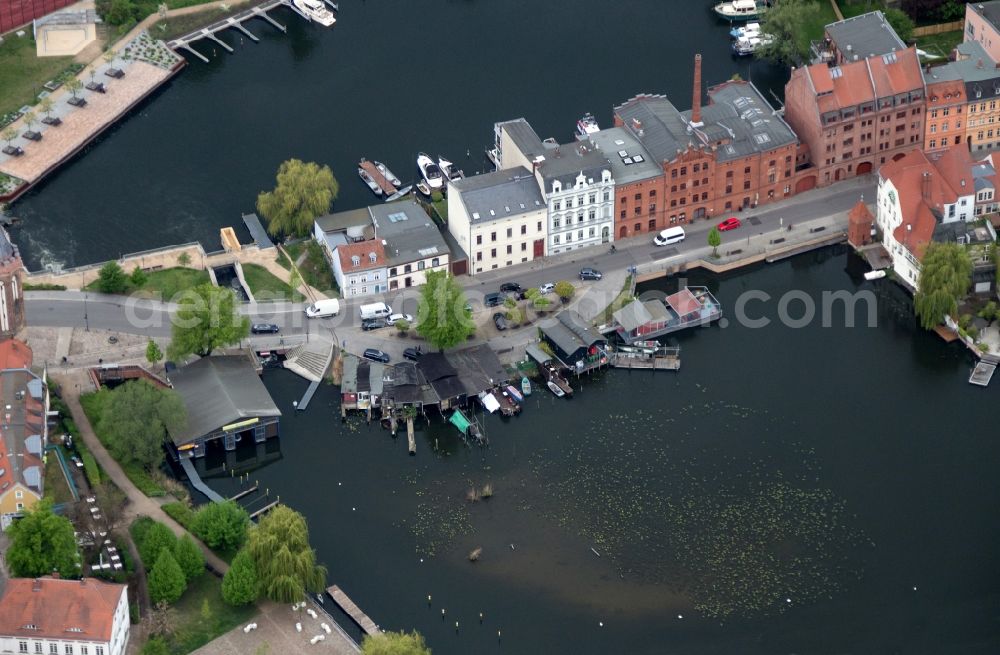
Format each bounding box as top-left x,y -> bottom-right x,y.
148,549 -> 186,605
979,301 -> 998,322
756,0 -> 813,66
554,281 -> 575,301
140,637 -> 170,655
221,548 -> 259,606
168,284 -> 250,360
100,380 -> 186,471
131,265 -> 148,287
914,242 -> 973,330
38,97 -> 54,120
394,318 -> 410,334
256,159 -> 339,238
138,521 -> 178,570
7,500 -> 79,578
1,127 -> 16,147
177,252 -> 191,266
532,296 -> 553,311
21,111 -> 36,134
173,534 -> 204,582
65,77 -> 83,100
884,7 -> 915,43
245,505 -> 326,603
416,270 -> 474,351
708,226 -> 722,258
191,501 -> 250,552
106,0 -> 136,24
361,630 -> 432,655
146,339 -> 163,364
97,261 -> 128,294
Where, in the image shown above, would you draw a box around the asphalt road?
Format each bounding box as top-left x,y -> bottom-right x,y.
25,178 -> 876,348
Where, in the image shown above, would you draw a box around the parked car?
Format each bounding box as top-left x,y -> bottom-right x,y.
492,312 -> 508,331
717,217 -> 742,231
579,268 -> 603,281
654,226 -> 686,246
484,292 -> 506,307
362,348 -> 391,363
538,282 -> 555,295
388,313 -> 414,324
403,347 -> 423,361
500,282 -> 521,293
362,318 -> 389,331
251,323 -> 280,334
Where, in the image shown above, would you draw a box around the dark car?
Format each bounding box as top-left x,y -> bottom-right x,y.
251,323 -> 280,334
484,292 -> 506,307
362,318 -> 388,331
363,348 -> 390,363
579,268 -> 603,281
403,347 -> 423,361
493,312 -> 508,331
500,282 -> 521,293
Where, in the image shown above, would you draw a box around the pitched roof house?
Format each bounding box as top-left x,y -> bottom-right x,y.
0,339 -> 48,530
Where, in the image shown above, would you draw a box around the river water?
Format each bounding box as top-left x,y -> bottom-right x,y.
197,246 -> 1000,655
10,0 -> 786,270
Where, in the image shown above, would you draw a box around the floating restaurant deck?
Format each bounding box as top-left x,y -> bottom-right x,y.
607,286 -> 722,344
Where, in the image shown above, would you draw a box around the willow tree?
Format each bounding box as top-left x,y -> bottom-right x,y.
168,284 -> 249,360
256,159 -> 339,238
914,242 -> 972,330
755,0 -> 814,66
416,269 -> 474,351
245,505 -> 326,603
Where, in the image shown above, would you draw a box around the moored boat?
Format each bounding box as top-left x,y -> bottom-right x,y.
415,181 -> 431,196
505,384 -> 523,404
417,152 -> 444,190
576,113 -> 600,140
385,185 -> 413,202
546,380 -> 566,398
478,391 -> 501,414
864,269 -> 887,281
438,156 -> 464,181
521,376 -> 532,396
729,21 -> 760,38
358,167 -> 383,196
374,161 -> 402,187
292,0 -> 336,26
732,34 -> 772,56
713,0 -> 766,21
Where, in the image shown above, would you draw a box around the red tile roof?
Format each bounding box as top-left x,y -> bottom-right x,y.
881,148 -> 959,261
867,47 -> 923,98
0,577 -> 125,642
926,79 -> 966,106
848,198 -> 874,224
336,240 -> 386,272
0,340 -> 32,371
806,47 -> 923,114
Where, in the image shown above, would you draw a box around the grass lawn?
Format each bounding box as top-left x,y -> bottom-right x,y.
44,455 -> 76,505
85,266 -> 210,301
278,240 -> 336,296
0,35 -> 76,119
595,275 -> 636,326
431,197 -> 448,224
242,263 -> 304,302
917,30 -> 963,61
80,390 -> 167,497
838,0 -> 875,20
148,1 -> 254,42
165,573 -> 257,655
801,0 -> 841,52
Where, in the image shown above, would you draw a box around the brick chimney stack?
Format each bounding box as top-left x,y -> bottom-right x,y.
691,53 -> 703,126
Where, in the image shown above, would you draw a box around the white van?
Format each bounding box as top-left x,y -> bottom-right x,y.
654,226 -> 686,246
304,298 -> 340,318
359,302 -> 392,320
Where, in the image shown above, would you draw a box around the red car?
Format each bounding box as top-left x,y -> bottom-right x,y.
717,217 -> 742,231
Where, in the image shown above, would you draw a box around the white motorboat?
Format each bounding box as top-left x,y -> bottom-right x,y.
729,21 -> 760,39
864,270 -> 887,281
546,380 -> 566,398
417,152 -> 444,190
713,0 -> 766,21
385,185 -> 413,202
358,167 -> 383,196
292,0 -> 336,26
732,34 -> 772,56
374,161 -> 402,187
438,156 -> 463,181
415,181 -> 432,196
576,113 -> 600,140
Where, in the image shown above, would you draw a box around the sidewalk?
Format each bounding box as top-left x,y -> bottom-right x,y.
51,370 -> 230,575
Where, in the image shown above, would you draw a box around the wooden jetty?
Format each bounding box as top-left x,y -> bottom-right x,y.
491,388 -> 520,415
406,416 -> 416,455
969,361 -> 996,387
228,483 -> 259,502
249,499 -> 279,519
167,0 -> 289,62
327,585 -> 381,636
179,458 -> 225,503
539,362 -> 573,396
609,351 -> 680,371
359,159 -> 398,196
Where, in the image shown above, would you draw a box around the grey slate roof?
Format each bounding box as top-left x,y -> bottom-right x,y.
616,82 -> 796,165
923,41 -> 1000,85
452,167 -> 545,224
542,311 -> 606,358
969,1 -> 1000,33
315,207 -> 374,237
168,356 -> 281,447
341,354 -> 358,394
445,344 -> 508,395
825,11 -> 905,60
588,127 -> 662,184
537,141 -> 611,187
613,300 -> 653,332
371,200 -> 450,267
498,118 -> 546,160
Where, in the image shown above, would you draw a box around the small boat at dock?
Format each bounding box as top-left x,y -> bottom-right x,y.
374,161 -> 402,187
713,0 -> 766,21
438,156 -> 464,181
358,167 -> 383,196
505,384 -> 523,404
415,182 -> 431,197
576,113 -> 600,140
732,34 -> 772,56
521,377 -> 532,396
417,152 -> 444,190
385,185 -> 413,202
864,269 -> 887,281
729,21 -> 760,39
291,0 -> 336,26
546,380 -> 566,398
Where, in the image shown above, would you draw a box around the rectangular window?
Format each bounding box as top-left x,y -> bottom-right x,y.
506,245 -> 512,255
554,201 -> 561,211
537,221 -> 542,231
19,643 -> 26,654
554,235 -> 560,244
634,193 -> 641,201
50,646 -> 58,655
521,242 -> 527,251
403,264 -> 411,274
476,252 -> 482,262
417,261 -> 425,271
65,646 -> 73,655
475,235 -> 482,245
490,248 -> 496,258
15,490 -> 22,499
520,224 -> 526,235
506,228 -> 512,238
634,222 -> 642,232
95,649 -> 104,655
620,210 -> 626,219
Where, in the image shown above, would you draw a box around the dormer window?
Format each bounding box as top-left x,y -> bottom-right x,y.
351,255 -> 360,267
368,252 -> 377,263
